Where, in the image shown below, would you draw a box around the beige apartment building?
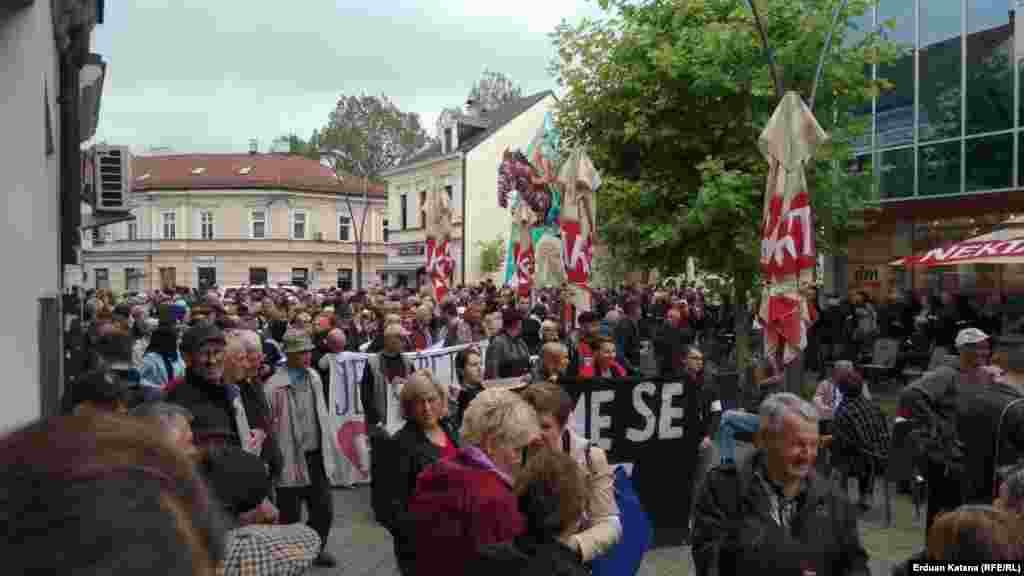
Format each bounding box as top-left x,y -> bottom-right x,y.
381,91 -> 556,287
80,152 -> 388,292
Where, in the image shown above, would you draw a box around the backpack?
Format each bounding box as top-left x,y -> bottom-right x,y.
563,433 -> 651,576
590,466 -> 652,576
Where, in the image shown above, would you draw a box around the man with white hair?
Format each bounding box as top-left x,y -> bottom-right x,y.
693,392 -> 869,576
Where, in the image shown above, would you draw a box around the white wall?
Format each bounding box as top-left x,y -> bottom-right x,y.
464,94 -> 557,284
0,2 -> 62,431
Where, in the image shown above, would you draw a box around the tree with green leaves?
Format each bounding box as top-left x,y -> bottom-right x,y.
278,94 -> 433,290
468,68 -> 523,112
552,0 -> 901,369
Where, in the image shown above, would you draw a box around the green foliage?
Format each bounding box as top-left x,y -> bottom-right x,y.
477,236 -> 506,275
468,69 -> 524,111
293,94 -> 434,179
552,0 -> 899,368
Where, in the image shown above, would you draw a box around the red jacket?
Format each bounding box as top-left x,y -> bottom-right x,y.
580,361 -> 626,379
407,446 -> 526,576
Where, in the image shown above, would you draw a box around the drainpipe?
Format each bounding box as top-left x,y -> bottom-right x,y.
460,152 -> 467,286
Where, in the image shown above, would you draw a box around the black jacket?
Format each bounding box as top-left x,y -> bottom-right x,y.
470,535 -> 590,576
693,450 -> 870,576
687,369 -> 721,443
386,418 -> 462,570
238,380 -> 283,480
956,380 -> 1024,505
166,370 -> 240,447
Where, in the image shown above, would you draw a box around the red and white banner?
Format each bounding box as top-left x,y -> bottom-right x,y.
894,227 -> 1024,267
513,241 -> 535,297
561,220 -> 593,285
426,237 -> 454,301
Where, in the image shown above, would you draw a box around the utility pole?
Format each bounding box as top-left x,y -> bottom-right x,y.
336,160 -> 373,291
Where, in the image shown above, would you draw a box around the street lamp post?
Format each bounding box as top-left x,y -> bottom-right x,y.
334,161 -> 371,291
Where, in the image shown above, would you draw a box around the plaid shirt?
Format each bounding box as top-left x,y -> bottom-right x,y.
833,395 -> 890,473
218,524 -> 321,576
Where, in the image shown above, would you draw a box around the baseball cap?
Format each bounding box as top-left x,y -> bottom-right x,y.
955,327 -> 989,349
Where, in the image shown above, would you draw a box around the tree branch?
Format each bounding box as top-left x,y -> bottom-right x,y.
745,0 -> 783,99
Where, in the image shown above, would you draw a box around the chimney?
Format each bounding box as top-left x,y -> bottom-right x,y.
464,98 -> 479,116
249,139 -> 259,155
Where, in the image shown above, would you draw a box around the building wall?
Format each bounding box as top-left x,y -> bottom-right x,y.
464,94 -> 557,284
384,156 -> 464,283
82,188 -> 388,291
0,1 -> 62,431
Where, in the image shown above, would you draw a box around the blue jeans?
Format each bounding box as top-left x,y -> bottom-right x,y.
718,410 -> 761,465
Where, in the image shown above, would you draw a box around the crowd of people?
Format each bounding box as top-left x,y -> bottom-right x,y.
7,280 -> 1024,574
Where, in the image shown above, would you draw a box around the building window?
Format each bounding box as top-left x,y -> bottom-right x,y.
419,190 -> 427,227
444,127 -> 452,153
445,184 -> 453,203
159,267 -> 176,291
249,267 -> 268,286
337,268 -> 353,290
383,218 -> 390,243
197,267 -> 217,291
291,210 -> 307,240
291,268 -> 309,288
92,227 -> 104,245
338,214 -> 351,241
161,211 -> 176,240
200,210 -> 215,240
95,268 -> 110,290
125,268 -> 141,292
250,209 -> 267,239
127,219 -> 138,241
400,194 -> 408,230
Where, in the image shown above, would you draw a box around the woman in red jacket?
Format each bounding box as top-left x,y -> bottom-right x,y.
406,387 -> 542,576
580,336 -> 627,379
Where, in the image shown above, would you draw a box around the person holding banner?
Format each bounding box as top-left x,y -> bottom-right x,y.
387,369 -> 462,575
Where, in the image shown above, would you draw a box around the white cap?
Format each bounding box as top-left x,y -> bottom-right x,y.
955,327 -> 989,349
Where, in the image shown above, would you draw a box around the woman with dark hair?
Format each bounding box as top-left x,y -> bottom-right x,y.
832,368 -> 890,511
470,448 -> 590,576
455,346 -> 484,428
140,324 -> 185,394
0,413 -> 226,575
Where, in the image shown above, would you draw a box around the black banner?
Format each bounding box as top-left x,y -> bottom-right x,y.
562,376 -> 703,547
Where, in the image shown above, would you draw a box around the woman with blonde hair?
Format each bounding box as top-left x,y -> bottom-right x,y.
407,387 -> 541,576
386,369 -> 461,574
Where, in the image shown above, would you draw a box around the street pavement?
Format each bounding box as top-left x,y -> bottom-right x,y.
310,439 -> 920,575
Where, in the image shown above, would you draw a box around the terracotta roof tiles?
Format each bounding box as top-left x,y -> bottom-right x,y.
131,153 -> 386,197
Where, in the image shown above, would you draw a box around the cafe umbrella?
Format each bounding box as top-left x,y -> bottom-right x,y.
890,224 -> 1024,268
757,92 -> 828,367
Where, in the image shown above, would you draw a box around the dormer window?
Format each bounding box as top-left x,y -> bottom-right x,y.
191,167 -> 205,175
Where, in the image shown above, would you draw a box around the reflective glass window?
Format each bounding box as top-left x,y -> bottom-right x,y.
919,0 -> 963,142
966,133 -> 1012,191
880,147 -> 915,199
877,0 -> 915,147
966,0 -> 1013,134
918,141 -> 962,196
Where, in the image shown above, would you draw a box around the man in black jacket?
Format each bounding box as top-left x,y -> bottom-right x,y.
166,324 -> 237,448
694,392 -> 870,576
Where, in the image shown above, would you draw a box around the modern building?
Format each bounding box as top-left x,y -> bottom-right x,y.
1,0 -> 106,429
80,152 -> 389,292
380,91 -> 557,287
840,0 -> 1024,303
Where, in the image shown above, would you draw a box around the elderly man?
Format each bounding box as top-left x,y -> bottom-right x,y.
532,341 -> 570,385
264,329 -> 347,567
166,324 -> 240,446
899,326 -> 994,531
694,393 -> 869,576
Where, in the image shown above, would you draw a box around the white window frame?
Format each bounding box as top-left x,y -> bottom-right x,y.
338,213 -> 351,241
161,210 -> 176,240
382,218 -> 389,243
200,210 -> 215,240
291,209 -> 307,240
250,209 -> 268,239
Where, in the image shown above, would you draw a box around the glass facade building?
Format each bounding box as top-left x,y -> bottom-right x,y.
844,1 -> 1024,303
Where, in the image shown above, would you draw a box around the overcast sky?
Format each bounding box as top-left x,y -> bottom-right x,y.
91,0 -> 606,155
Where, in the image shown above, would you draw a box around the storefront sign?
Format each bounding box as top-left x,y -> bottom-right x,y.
918,239 -> 1024,266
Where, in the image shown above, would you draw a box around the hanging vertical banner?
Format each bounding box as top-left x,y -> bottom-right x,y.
425,182 -> 454,301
